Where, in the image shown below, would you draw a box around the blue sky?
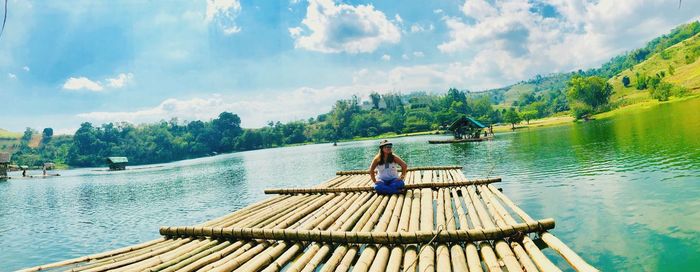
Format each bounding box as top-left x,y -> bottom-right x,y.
1,0 -> 698,134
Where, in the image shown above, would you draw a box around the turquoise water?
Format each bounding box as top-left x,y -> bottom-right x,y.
1,98 -> 699,271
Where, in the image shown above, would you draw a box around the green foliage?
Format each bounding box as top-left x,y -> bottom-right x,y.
673,85 -> 689,97
570,101 -> 593,120
21,128 -> 33,143
622,76 -> 631,87
668,64 -> 675,75
636,73 -> 648,90
649,82 -> 673,101
503,108 -> 522,129
520,110 -> 538,124
566,76 -> 613,119
41,128 -> 53,144
646,75 -> 662,90
369,92 -> 381,109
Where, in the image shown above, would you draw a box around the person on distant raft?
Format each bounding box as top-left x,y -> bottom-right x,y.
369,140 -> 407,195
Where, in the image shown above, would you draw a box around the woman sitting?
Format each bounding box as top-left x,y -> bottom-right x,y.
369,140 -> 407,194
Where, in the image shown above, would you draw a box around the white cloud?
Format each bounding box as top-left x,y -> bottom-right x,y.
402,54 -> 409,60
433,9 -> 443,14
413,51 -> 424,57
461,0 -> 498,20
290,0 -> 401,54
410,24 -> 425,33
381,54 -> 391,61
8,73 -> 17,79
62,72 -> 134,92
394,14 -> 403,24
106,73 -> 134,88
22,66 -> 30,72
76,85 -> 379,128
288,27 -> 303,37
205,0 -> 242,35
63,77 -> 104,92
437,0 -> 700,87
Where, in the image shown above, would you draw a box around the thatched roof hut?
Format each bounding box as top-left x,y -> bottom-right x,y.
106,157 -> 128,171
0,152 -> 10,179
448,115 -> 487,139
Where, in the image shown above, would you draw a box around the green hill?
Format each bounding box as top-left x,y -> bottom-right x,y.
484,21 -> 700,108
0,129 -> 21,153
609,32 -> 700,106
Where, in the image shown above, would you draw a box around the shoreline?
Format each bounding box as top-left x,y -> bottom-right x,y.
7,95 -> 698,171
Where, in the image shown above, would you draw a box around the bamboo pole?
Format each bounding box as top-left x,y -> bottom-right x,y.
270,178 -> 374,272
479,186 -> 538,271
418,186 -> 435,272
318,193 -> 386,272
264,178 -> 501,195
247,192 -> 359,272
200,194 -> 331,271
481,185 -> 560,272
108,239 -> 209,272
208,192 -> 344,272
335,195 -> 391,272
402,175 -> 422,272
466,186 -> 522,272
17,238 -> 167,272
352,194 -> 400,272
450,188 -> 483,272
336,165 -> 462,175
461,185 -> 502,272
369,192 -> 405,272
486,184 -> 598,272
384,172 -> 415,272
74,238 -> 192,272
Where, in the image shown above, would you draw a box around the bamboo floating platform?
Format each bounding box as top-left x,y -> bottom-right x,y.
428,136 -> 494,144
22,165 -> 598,272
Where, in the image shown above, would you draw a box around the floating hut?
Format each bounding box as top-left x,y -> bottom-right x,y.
0,152 -> 9,179
429,116 -> 493,144
23,165 -> 597,272
106,157 -> 128,171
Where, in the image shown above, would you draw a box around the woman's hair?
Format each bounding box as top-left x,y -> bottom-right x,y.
377,146 -> 394,165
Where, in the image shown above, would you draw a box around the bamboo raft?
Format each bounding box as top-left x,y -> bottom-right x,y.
428,136 -> 494,144
22,165 -> 597,272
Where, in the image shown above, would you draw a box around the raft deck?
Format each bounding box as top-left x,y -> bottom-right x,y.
22,166 -> 597,272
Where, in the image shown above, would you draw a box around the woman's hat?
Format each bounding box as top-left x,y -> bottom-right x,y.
379,140 -> 393,147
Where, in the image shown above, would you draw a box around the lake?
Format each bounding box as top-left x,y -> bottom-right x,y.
1,98 -> 699,271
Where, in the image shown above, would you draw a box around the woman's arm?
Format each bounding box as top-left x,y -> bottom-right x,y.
368,157 -> 379,184
394,155 -> 408,180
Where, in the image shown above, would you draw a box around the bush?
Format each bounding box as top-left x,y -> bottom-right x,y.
650,82 -> 673,101
673,85 -> 689,97
622,76 -> 630,87
636,74 -> 648,90
570,102 -> 593,120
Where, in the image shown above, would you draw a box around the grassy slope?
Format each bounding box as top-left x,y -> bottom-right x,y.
608,32 -> 700,106
0,129 -> 20,153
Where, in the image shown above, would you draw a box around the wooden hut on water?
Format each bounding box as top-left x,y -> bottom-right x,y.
23,165 -> 598,272
106,157 -> 128,171
0,152 -> 9,179
429,116 -> 493,144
